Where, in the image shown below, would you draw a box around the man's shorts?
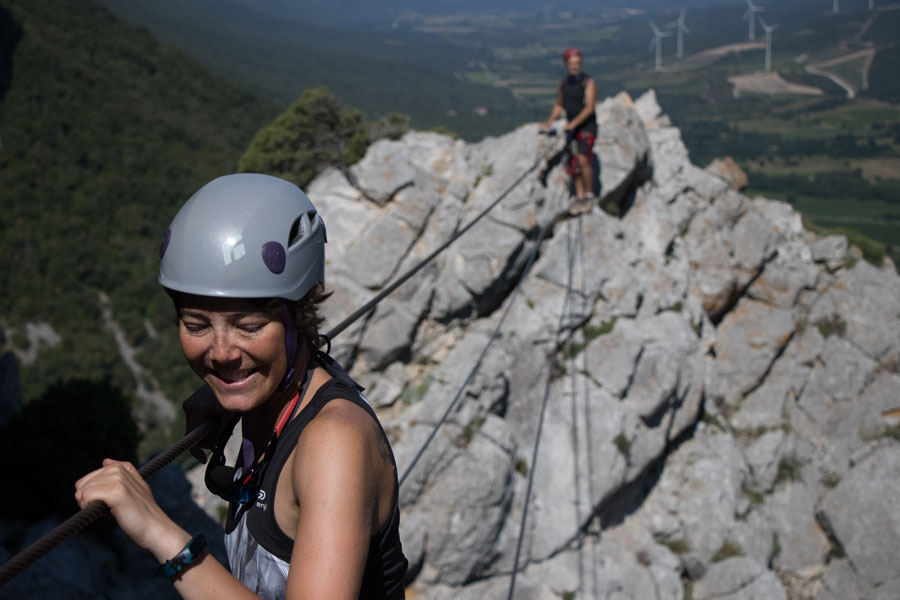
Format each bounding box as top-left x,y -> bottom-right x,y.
565,129 -> 596,175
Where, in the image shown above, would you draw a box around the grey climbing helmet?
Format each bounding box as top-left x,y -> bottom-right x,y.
158,173 -> 326,300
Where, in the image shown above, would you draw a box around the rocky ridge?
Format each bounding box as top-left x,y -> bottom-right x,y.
2,89 -> 899,599
312,89 -> 900,599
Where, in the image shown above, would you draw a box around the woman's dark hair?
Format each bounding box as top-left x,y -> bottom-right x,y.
284,283 -> 332,351
168,283 -> 332,352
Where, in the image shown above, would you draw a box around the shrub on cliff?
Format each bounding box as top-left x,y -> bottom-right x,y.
237,87 -> 409,189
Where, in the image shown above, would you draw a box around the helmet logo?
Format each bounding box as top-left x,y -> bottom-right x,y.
221,235 -> 246,266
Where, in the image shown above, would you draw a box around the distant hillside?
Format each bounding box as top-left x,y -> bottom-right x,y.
98,0 -> 900,258
99,0 -> 539,141
222,0 -> 741,30
0,0 -> 278,447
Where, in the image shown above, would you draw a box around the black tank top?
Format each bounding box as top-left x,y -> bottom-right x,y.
561,72 -> 597,134
228,362 -> 408,599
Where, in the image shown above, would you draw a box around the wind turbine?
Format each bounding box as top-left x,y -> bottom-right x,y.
667,7 -> 691,59
869,0 -> 875,10
743,0 -> 765,41
649,21 -> 673,72
759,17 -> 779,72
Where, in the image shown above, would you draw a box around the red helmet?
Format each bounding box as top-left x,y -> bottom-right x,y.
562,47 -> 582,61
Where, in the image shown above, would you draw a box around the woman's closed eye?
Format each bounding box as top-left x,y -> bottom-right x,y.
182,321 -> 207,333
237,320 -> 269,334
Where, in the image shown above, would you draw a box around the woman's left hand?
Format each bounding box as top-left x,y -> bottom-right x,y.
74,459 -> 187,559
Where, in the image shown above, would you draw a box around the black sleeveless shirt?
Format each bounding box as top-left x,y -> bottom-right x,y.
225,359 -> 408,599
561,72 -> 597,134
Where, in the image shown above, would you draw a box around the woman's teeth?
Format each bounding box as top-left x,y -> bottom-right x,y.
219,369 -> 253,383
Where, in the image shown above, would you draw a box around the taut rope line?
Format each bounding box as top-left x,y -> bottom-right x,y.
507,190 -> 579,600
398,182 -> 569,488
324,142 -> 559,341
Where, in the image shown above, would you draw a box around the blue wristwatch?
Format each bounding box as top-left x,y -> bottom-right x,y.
159,534 -> 208,579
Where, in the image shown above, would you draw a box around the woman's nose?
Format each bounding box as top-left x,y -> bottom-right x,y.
210,330 -> 241,364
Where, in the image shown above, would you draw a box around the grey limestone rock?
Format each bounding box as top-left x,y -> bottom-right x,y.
808,259 -> 900,359
747,251 -> 821,308
714,298 -> 796,402
816,558 -> 872,600
705,156 -> 748,191
743,429 -> 788,491
403,417 -> 515,585
691,557 -> 786,600
647,126 -> 691,187
871,578 -> 900,600
730,349 -> 810,433
767,481 -> 831,574
348,138 -> 416,205
810,234 -> 848,268
307,167 -> 371,255
818,444 -> 900,587
594,92 -> 650,209
582,316 -> 643,398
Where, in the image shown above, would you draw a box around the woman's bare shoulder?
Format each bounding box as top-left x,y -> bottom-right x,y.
296,397 -> 388,466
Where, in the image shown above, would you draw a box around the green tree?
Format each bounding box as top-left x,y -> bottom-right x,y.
237,87 -> 368,188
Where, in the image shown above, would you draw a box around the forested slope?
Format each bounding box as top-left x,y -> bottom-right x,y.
98,0 -> 538,141
0,0 -> 278,439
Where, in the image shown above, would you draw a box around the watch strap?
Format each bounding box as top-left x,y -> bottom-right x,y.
159,534 -> 209,579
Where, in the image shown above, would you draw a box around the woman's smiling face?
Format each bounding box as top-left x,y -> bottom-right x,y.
178,294 -> 288,413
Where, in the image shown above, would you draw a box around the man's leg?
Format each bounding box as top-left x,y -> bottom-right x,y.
576,153 -> 593,199
572,156 -> 586,199
574,131 -> 596,200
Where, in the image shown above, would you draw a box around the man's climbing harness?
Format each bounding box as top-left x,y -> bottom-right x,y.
538,127 -> 595,216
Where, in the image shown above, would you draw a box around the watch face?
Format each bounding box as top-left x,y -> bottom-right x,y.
187,534 -> 209,562
161,535 -> 209,578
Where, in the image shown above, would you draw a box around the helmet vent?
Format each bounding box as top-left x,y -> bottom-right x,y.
288,216 -> 303,247
287,211 -> 319,248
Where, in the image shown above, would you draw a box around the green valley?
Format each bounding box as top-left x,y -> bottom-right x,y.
99,0 -> 900,258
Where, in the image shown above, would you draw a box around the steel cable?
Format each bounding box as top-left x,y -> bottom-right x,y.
324,142 -> 559,341
507,190 -> 579,600
575,215 -> 601,599
399,183 -> 568,487
564,216 -> 587,597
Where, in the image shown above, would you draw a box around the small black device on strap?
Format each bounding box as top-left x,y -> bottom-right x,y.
158,534 -> 208,580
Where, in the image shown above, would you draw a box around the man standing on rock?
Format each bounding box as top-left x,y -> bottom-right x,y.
541,46 -> 598,205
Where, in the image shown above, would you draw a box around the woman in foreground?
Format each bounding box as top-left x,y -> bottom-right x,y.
75,173 -> 407,599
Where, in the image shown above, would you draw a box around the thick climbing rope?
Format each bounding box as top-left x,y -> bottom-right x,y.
507,192 -> 580,600
0,138 -> 564,588
0,420 -> 217,585
398,182 -> 569,488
